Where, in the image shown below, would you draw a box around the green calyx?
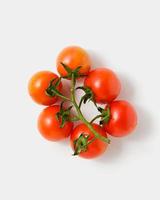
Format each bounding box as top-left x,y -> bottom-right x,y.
61,62 -> 85,79
56,102 -> 73,128
46,77 -> 70,102
73,134 -> 90,156
98,107 -> 110,125
45,77 -> 61,97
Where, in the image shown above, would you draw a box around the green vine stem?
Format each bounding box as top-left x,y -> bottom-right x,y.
53,91 -> 71,102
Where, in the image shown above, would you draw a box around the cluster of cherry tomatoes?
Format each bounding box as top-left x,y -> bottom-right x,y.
28,46 -> 137,159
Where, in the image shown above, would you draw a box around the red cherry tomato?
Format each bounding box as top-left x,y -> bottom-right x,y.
38,105 -> 73,141
103,100 -> 137,137
70,123 -> 108,159
28,71 -> 62,106
56,46 -> 91,77
84,68 -> 121,104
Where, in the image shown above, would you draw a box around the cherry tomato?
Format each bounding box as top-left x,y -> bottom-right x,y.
38,105 -> 73,141
56,46 -> 91,77
103,100 -> 137,137
84,68 -> 121,104
28,71 -> 62,106
70,123 -> 108,159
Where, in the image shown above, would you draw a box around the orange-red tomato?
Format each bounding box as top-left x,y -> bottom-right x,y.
28,71 -> 62,106
84,68 -> 121,104
103,100 -> 137,137
70,124 -> 108,159
38,105 -> 73,141
56,46 -> 91,77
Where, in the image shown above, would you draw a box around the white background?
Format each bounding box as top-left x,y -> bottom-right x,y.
0,0 -> 160,199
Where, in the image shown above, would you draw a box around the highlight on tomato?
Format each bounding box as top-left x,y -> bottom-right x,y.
56,46 -> 91,77
70,123 -> 108,159
28,71 -> 62,106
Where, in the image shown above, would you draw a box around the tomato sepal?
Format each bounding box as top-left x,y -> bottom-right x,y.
98,107 -> 111,125
73,134 -> 90,156
60,63 -> 84,79
56,102 -> 73,128
45,77 -> 62,97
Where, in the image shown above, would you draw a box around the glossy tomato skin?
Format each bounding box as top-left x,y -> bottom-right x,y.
38,105 -> 73,141
84,68 -> 121,104
70,123 -> 108,159
56,46 -> 91,77
28,71 -> 62,106
103,100 -> 137,137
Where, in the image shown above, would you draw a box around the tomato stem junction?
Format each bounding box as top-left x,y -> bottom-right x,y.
46,64 -> 110,145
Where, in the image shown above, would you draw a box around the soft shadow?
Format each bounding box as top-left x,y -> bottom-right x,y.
88,49 -> 109,68
95,138 -> 123,163
126,105 -> 153,142
57,138 -> 70,146
118,73 -> 135,101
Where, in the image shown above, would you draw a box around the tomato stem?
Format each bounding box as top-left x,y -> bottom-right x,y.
70,73 -> 110,144
70,116 -> 80,122
87,137 -> 96,145
54,92 -> 71,102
